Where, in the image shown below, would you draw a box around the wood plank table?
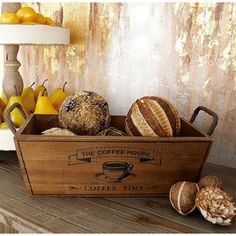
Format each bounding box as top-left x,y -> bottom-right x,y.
0,151 -> 235,233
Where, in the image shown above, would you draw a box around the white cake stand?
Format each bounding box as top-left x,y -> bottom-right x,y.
0,24 -> 70,150
0,24 -> 70,99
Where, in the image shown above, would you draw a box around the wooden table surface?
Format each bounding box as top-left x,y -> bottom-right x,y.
0,151 -> 235,233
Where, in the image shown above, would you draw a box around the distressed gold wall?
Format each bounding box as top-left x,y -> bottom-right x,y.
18,3 -> 236,168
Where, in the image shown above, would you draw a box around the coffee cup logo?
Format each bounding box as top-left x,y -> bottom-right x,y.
102,161 -> 133,181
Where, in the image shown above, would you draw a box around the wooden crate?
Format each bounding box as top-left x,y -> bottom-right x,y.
13,112 -> 215,196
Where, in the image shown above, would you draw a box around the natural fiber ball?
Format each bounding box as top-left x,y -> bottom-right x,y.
196,187 -> 236,225
59,91 -> 111,135
125,96 -> 181,137
198,175 -> 223,190
169,181 -> 200,215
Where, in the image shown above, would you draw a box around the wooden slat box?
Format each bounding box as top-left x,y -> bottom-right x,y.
13,112 -> 215,196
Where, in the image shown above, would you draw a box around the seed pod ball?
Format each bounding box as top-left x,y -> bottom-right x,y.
125,96 -> 181,137
198,175 -> 223,190
169,181 -> 200,215
59,91 -> 111,135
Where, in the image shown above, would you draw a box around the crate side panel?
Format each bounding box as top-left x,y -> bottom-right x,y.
19,115 -> 207,138
18,140 -> 211,195
14,140 -> 33,195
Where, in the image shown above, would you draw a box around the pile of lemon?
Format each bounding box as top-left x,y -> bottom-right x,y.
0,7 -> 54,25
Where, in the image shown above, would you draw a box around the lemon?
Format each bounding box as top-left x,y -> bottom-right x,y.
17,7 -> 36,22
35,13 -> 46,24
0,122 -> 9,129
0,12 -> 21,24
21,21 -> 36,25
45,17 -> 55,25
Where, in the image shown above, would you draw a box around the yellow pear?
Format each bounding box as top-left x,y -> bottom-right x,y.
34,89 -> 58,115
34,79 -> 48,101
22,82 -> 36,113
0,106 -> 3,124
3,94 -> 29,128
0,97 -> 6,111
0,122 -> 9,129
50,82 -> 68,112
0,90 -> 8,106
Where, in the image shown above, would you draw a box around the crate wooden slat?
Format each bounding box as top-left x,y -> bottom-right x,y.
13,114 -> 213,196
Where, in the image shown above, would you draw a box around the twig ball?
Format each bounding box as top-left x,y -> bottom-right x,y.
169,181 -> 200,215
125,96 -> 181,137
59,91 -> 111,135
198,175 -> 223,190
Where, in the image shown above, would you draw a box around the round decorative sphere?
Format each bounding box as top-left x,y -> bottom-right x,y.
198,175 -> 223,190
169,181 -> 200,215
59,91 -> 111,135
125,96 -> 181,137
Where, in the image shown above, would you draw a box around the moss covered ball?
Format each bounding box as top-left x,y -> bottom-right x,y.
59,91 -> 111,135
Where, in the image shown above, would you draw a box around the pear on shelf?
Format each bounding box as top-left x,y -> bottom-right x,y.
0,106 -> 3,125
34,89 -> 58,115
0,90 -> 8,108
3,86 -> 29,128
22,82 -> 36,113
0,98 -> 6,113
34,79 -> 48,101
50,82 -> 68,112
0,122 -> 9,129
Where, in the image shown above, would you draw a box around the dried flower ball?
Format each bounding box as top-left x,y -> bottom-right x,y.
59,91 -> 111,135
169,181 -> 200,215
196,187 -> 236,226
198,175 -> 223,190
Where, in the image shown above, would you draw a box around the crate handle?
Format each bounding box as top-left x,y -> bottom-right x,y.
189,106 -> 218,136
4,103 -> 27,135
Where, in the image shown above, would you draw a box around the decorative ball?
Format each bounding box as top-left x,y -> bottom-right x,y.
97,127 -> 127,136
59,91 -> 111,135
196,187 -> 236,226
169,181 -> 200,215
125,96 -> 181,137
198,175 -> 223,190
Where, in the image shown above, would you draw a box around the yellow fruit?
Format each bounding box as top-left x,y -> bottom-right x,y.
0,97 -> 6,111
0,122 -> 9,129
0,12 -> 21,24
17,7 -> 36,22
45,17 -> 55,25
21,21 -> 36,25
0,90 -> 8,105
35,13 -> 46,24
35,79 -> 48,101
34,89 -> 58,115
50,82 -> 68,112
0,107 -> 3,124
22,82 -> 36,113
3,95 -> 29,128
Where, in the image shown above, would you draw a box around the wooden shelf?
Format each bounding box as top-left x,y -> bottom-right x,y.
0,24 -> 70,45
0,154 -> 235,233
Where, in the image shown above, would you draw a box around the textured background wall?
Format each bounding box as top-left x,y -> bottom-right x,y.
1,3 -> 236,168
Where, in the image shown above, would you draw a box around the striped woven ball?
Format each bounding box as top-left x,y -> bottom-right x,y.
125,96 -> 181,137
